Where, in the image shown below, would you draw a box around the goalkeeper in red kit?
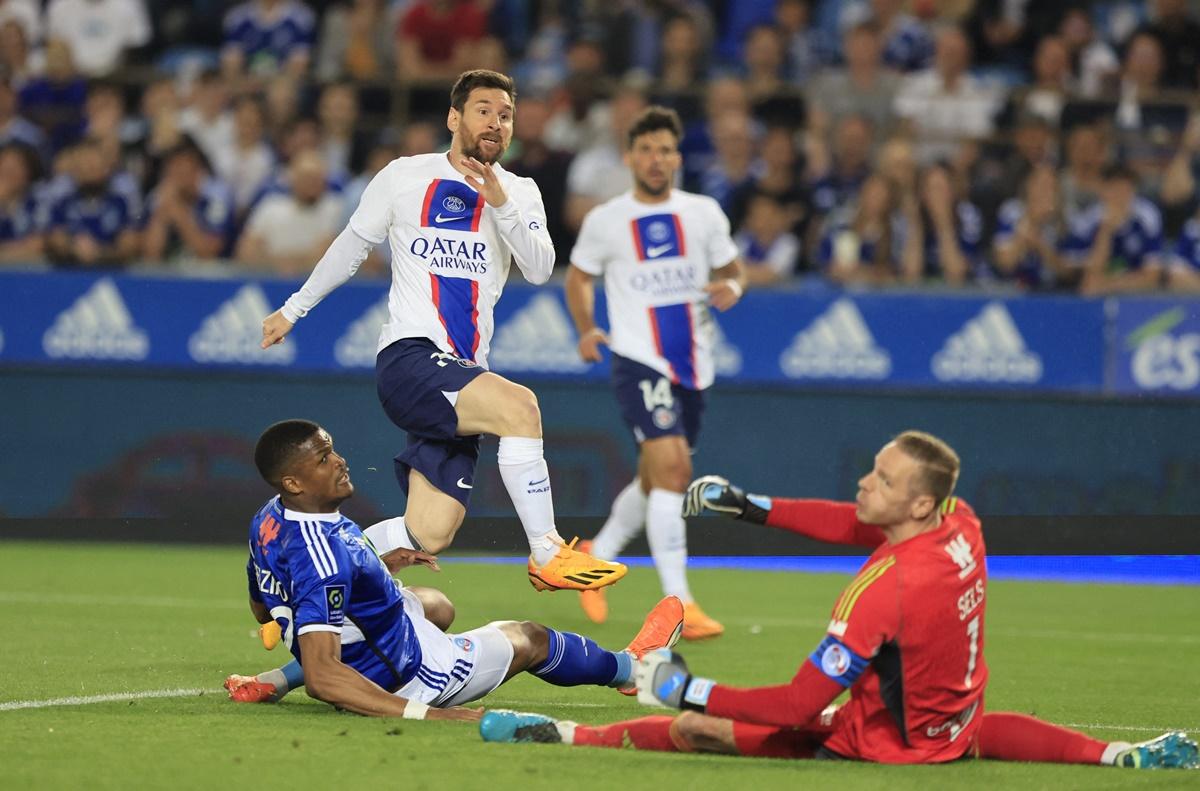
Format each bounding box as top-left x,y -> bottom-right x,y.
480,430 -> 1198,770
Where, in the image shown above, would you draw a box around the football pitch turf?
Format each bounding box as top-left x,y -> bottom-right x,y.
0,541 -> 1196,790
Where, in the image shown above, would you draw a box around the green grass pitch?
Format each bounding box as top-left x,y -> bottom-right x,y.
0,541 -> 1196,790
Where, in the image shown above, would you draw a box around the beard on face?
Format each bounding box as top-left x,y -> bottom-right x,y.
460,126 -> 507,165
634,174 -> 669,197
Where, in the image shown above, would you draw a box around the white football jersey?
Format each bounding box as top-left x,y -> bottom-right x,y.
570,190 -> 739,390
347,152 -> 554,366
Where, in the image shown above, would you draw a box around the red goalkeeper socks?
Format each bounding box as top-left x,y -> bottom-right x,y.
978,712 -> 1106,764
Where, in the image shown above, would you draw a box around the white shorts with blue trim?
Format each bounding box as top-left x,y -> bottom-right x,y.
392,588 -> 515,708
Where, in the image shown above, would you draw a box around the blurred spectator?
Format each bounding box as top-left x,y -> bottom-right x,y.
0,141 -> 44,262
804,21 -> 900,142
338,141 -> 394,275
1167,210 -> 1200,291
0,19 -> 35,87
236,149 -> 341,275
1060,122 -> 1110,221
734,190 -> 800,284
214,95 -> 275,215
776,0 -> 833,83
541,42 -> 611,154
316,81 -> 363,179
179,70 -> 234,169
963,0 -> 1030,70
129,77 -> 183,193
396,119 -> 440,157
1110,31 -> 1186,188
679,76 -> 751,191
1160,113 -> 1200,216
45,0 -> 151,78
45,137 -> 141,267
991,165 -> 1073,290
1059,7 -> 1119,99
0,0 -> 39,46
222,0 -> 315,80
895,24 -> 1002,166
18,39 -> 88,154
0,74 -> 45,157
1018,35 -> 1071,127
397,0 -> 488,82
808,114 -> 874,229
699,111 -> 762,213
263,75 -> 301,146
1133,0 -> 1200,90
818,175 -> 911,285
505,94 -> 573,254
910,162 -> 983,285
729,125 -> 807,238
1064,164 -> 1165,295
656,15 -> 709,98
563,84 -> 646,232
142,137 -> 235,262
316,0 -> 396,81
973,112 -> 1058,223
841,0 -> 934,72
741,24 -> 787,105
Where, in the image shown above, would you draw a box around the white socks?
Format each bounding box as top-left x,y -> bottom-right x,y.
363,516 -> 417,555
646,488 -> 691,602
498,437 -> 563,566
1101,742 -> 1133,765
590,478 -> 648,560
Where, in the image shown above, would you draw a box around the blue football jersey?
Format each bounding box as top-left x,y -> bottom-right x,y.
246,496 -> 422,691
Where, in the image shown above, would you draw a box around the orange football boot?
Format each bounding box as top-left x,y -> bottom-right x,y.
576,541 -> 610,623
527,537 -> 627,592
617,595 -> 685,695
681,601 -> 725,641
223,674 -> 278,703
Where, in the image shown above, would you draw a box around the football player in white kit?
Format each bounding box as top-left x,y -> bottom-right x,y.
564,106 -> 746,639
259,70 -> 625,593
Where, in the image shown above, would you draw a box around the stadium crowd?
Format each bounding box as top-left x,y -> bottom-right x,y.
2,0 -> 1200,294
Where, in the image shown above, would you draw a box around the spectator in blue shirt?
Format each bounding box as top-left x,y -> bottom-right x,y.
909,162 -> 982,285
45,137 -> 141,267
142,137 -> 236,262
0,75 -> 45,160
1064,164 -> 1165,295
1167,214 -> 1200,292
222,0 -> 316,79
17,39 -> 87,155
817,174 -> 918,285
0,141 -> 44,262
841,0 -> 934,72
991,165 -> 1073,291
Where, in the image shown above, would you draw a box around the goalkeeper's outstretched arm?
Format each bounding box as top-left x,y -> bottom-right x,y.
683,476 -> 885,548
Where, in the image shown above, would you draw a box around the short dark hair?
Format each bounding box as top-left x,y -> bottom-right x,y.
255,419 -> 321,487
893,430 -> 960,507
450,70 -> 515,112
1102,163 -> 1137,184
626,106 -> 683,149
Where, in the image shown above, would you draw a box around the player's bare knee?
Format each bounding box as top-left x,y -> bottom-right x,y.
651,455 -> 692,493
505,386 -> 542,437
410,587 -> 455,631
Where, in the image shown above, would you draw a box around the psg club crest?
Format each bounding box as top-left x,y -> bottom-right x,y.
652,406 -> 676,430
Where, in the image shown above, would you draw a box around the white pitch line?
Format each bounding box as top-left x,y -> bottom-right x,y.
0,687 -> 209,712
1060,723 -> 1200,734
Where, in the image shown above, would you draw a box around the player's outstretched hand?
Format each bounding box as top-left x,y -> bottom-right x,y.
577,327 -> 609,363
683,475 -> 743,517
380,547 -> 441,574
459,156 -> 508,207
703,279 -> 743,312
261,309 -> 294,349
434,706 -> 485,722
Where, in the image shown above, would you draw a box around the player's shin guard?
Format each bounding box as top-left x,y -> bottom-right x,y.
498,437 -> 562,566
977,712 -> 1107,764
530,629 -> 632,688
646,488 -> 692,601
591,478 -> 647,560
572,716 -> 683,752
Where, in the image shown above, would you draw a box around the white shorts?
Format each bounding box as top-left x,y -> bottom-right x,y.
393,588 -> 515,708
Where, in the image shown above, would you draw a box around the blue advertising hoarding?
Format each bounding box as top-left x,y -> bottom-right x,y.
0,269 -> 1193,396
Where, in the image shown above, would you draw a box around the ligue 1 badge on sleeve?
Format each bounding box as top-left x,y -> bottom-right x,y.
324,584 -> 346,625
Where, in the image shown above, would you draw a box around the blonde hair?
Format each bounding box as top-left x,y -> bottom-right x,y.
893,430 -> 960,507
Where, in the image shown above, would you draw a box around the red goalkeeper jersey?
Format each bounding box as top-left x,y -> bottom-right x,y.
705,497 -> 988,764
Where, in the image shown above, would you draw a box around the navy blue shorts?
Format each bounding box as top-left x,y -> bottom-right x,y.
376,338 -> 488,508
611,353 -> 706,449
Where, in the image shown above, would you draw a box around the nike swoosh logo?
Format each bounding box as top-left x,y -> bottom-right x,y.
528,476 -> 548,486
646,243 -> 674,258
434,213 -> 465,223
456,477 -> 473,489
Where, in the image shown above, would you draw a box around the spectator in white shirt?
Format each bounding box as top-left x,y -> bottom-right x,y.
236,149 -> 342,276
179,70 -> 236,169
894,24 -> 1002,165
45,0 -> 151,77
214,95 -> 275,215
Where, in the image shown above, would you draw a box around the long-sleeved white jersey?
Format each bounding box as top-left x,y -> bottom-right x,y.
281,152 -> 554,367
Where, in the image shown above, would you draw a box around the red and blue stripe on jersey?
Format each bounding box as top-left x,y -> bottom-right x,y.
420,179 -> 485,233
429,274 -> 481,361
630,213 -> 697,388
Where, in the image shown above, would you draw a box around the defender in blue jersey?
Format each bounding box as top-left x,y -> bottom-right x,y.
224,420 -> 684,719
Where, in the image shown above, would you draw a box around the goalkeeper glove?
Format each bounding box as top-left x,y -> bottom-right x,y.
635,648 -> 717,712
682,475 -> 771,523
